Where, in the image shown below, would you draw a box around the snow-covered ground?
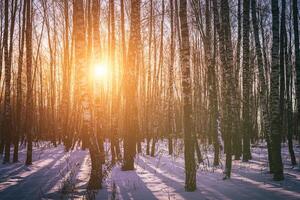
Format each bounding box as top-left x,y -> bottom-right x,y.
0,141 -> 299,200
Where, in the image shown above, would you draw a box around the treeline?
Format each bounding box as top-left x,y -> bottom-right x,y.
0,0 -> 299,191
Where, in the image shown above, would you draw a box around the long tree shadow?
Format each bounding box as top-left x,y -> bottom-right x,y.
105,166 -> 159,200
0,146 -> 64,176
0,149 -> 66,183
0,148 -> 87,200
136,157 -> 229,200
230,167 -> 300,197
137,155 -> 300,200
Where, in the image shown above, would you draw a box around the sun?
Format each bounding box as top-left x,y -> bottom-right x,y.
93,63 -> 108,80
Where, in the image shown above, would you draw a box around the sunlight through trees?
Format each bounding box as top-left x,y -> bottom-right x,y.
0,0 -> 300,198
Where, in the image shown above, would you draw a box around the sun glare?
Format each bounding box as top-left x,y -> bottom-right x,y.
93,63 -> 108,80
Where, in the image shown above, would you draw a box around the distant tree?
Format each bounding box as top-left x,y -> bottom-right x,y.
293,0 -> 300,167
179,0 -> 196,191
110,0 -> 121,165
92,0 -> 105,175
212,0 -> 222,166
61,0 -> 72,151
294,0 -> 300,115
286,0 -> 297,166
251,0 -> 274,171
219,0 -> 235,179
15,0 -> 27,163
25,0 -> 33,165
242,0 -> 252,162
73,0 -> 102,189
122,0 -> 141,171
146,0 -> 153,156
204,0 -> 219,166
232,0 -> 242,161
168,0 -> 175,156
3,0 -> 11,163
270,0 -> 284,181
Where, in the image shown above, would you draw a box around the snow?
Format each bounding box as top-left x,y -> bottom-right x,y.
0,141 -> 300,200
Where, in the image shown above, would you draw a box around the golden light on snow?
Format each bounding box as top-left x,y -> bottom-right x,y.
93,62 -> 108,81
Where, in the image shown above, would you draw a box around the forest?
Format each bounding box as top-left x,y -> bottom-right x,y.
0,0 -> 300,199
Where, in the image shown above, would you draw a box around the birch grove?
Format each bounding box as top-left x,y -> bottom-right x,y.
1,0 -> 300,194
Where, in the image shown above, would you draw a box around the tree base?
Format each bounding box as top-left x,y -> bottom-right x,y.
185,185 -> 196,192
122,165 -> 135,171
273,173 -> 284,181
234,155 -> 241,160
2,160 -> 9,164
25,158 -> 32,165
87,179 -> 102,190
223,175 -> 230,180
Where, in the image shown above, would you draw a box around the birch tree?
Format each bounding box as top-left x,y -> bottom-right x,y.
179,0 -> 196,191
25,0 -> 33,165
270,0 -> 284,181
123,0 -> 141,171
73,0 -> 102,189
